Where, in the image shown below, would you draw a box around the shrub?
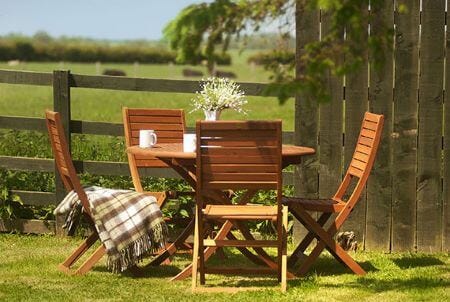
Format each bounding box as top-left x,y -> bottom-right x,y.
247,50 -> 295,66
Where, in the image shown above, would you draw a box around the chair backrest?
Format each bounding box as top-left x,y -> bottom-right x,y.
196,120 -> 283,208
45,110 -> 92,215
334,112 -> 384,209
123,107 -> 186,192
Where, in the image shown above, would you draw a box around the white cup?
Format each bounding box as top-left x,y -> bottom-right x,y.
183,133 -> 196,152
139,130 -> 157,148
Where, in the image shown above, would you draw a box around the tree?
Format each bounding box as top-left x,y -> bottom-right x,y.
164,0 -> 395,103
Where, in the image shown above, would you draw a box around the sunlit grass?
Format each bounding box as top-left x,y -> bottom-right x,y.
0,234 -> 448,301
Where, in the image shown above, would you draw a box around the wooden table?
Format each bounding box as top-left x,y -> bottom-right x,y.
127,143 -> 315,280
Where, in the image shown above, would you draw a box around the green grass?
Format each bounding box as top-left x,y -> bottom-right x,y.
0,50 -> 295,130
0,234 -> 448,301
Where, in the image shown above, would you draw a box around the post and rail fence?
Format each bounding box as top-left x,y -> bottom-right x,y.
0,69 -> 295,235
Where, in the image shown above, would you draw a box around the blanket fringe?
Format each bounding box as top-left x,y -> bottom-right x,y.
106,221 -> 168,273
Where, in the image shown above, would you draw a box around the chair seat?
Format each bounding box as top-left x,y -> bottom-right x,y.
203,205 -> 278,220
282,196 -> 345,213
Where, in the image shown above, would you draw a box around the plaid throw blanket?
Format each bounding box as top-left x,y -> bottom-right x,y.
55,186 -> 168,273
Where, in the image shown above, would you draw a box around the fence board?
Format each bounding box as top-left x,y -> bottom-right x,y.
444,3 -> 450,252
0,70 -> 52,86
70,73 -> 270,96
0,116 -> 46,131
416,1 -> 446,252
392,0 -> 420,252
0,218 -> 55,234
11,190 -> 56,206
293,3 -> 320,243
366,2 -> 394,251
318,12 -> 343,199
343,9 -> 369,245
0,156 -> 53,171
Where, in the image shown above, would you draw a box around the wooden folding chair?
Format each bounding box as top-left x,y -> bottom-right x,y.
122,107 -> 195,258
122,107 -> 189,202
283,111 -> 384,276
46,110 -> 105,275
192,120 -> 288,292
46,110 -> 160,275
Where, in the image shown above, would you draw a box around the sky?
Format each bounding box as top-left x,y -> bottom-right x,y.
0,0 -> 209,40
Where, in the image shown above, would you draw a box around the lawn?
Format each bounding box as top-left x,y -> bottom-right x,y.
0,234 -> 448,301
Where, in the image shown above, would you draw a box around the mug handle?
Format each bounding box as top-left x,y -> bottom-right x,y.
151,132 -> 157,145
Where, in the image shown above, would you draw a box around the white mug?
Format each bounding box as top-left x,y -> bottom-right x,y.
183,133 -> 196,152
139,130 -> 157,148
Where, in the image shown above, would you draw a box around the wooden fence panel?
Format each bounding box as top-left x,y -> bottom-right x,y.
392,0 -> 420,252
342,9 -> 369,245
366,2 -> 394,251
416,1 -> 446,252
444,2 -> 450,251
318,12 -> 344,199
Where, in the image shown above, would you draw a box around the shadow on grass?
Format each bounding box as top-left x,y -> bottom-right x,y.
393,255 -> 445,269
318,276 -> 450,294
291,255 -> 378,276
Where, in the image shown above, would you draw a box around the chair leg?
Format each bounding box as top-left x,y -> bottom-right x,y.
281,206 -> 288,293
199,215 -> 206,285
74,245 -> 106,275
58,232 -> 99,274
288,212 -> 331,267
293,206 -> 366,276
191,208 -> 200,290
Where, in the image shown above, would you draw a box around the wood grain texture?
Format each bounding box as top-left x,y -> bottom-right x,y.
342,7 -> 369,245
392,0 -> 419,252
11,190 -> 56,206
318,11 -> 344,199
444,3 -> 450,252
0,69 -> 52,86
416,0 -> 445,252
366,1 -> 394,251
293,2 -> 320,245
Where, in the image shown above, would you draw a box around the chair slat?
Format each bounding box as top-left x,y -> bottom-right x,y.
130,123 -> 184,131
202,146 -> 279,157
201,129 -> 277,138
355,143 -> 371,155
201,155 -> 279,164
201,138 -> 278,147
129,116 -> 183,123
131,130 -> 183,139
204,181 -> 278,190
360,128 -> 376,139
126,109 -> 183,116
358,136 -> 374,147
354,151 -> 369,163
203,172 -> 278,182
202,164 -> 278,173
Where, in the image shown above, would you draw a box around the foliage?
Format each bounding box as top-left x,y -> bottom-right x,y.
247,50 -> 295,65
164,0 -> 394,103
191,77 -> 247,113
0,180 -> 24,220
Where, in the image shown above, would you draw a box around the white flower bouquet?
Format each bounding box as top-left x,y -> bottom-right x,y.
191,77 -> 247,119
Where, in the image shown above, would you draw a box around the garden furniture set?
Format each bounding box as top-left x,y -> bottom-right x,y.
46,108 -> 383,292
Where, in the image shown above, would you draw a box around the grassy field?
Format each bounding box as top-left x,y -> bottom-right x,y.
0,234 -> 448,301
0,50 -> 295,130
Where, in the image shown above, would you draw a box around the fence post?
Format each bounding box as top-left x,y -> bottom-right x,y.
53,70 -> 71,236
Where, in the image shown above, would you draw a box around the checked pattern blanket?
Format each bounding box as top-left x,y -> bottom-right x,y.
55,186 -> 168,272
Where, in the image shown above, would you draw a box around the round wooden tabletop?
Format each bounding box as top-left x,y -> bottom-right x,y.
127,143 -> 315,165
